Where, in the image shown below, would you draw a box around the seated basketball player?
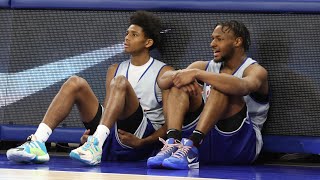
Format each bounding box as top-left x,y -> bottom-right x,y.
147,20 -> 270,169
7,11 -> 173,165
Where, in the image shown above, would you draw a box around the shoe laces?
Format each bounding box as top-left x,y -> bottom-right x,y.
172,144 -> 192,159
82,138 -> 95,151
158,137 -> 180,155
20,135 -> 34,147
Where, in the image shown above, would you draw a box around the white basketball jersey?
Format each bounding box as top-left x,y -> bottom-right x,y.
114,58 -> 166,130
203,57 -> 270,155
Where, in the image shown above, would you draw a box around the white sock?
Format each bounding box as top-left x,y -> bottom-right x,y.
93,125 -> 110,149
34,123 -> 52,143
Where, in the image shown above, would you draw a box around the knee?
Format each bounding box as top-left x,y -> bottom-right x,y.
62,75 -> 88,93
169,86 -> 189,100
110,75 -> 128,91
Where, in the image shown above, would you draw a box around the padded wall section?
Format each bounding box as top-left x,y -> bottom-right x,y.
0,10 -> 320,136
11,0 -> 320,13
0,0 -> 9,8
0,10 -> 11,124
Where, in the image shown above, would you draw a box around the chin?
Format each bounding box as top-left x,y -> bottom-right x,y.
214,58 -> 223,63
124,49 -> 130,54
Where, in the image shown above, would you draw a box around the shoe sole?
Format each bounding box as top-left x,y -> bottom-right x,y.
7,149 -> 49,164
7,149 -> 49,163
162,160 -> 199,170
7,150 -> 35,163
147,161 -> 163,169
69,151 -> 100,166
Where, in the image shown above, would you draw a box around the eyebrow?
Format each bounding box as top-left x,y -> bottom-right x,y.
127,30 -> 140,34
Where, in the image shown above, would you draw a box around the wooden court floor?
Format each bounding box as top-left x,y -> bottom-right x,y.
0,154 -> 319,179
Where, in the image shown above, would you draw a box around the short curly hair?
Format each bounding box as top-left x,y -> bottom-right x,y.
215,20 -> 251,52
130,11 -> 161,50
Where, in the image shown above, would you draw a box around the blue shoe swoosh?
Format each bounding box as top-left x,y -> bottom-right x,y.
0,43 -> 124,107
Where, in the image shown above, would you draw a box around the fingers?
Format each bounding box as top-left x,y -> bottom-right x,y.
118,129 -> 127,135
83,129 -> 90,135
180,83 -> 199,96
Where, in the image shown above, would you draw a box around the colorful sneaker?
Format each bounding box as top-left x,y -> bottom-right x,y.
6,134 -> 49,163
162,138 -> 199,169
147,138 -> 179,168
69,136 -> 102,165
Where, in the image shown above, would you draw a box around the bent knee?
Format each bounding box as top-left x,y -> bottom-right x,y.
110,75 -> 128,90
63,75 -> 89,92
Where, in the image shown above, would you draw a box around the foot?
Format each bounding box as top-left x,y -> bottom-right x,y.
162,138 -> 199,169
6,134 -> 49,163
147,138 -> 179,168
69,136 -> 102,165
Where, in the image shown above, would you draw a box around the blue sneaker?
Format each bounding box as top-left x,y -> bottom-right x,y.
69,136 -> 102,165
147,138 -> 179,168
162,138 -> 199,169
6,134 -> 49,163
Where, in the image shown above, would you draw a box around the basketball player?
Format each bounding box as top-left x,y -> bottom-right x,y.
7,11 -> 173,165
147,20 -> 270,169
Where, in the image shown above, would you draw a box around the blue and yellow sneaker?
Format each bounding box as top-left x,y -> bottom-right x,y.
162,138 -> 199,169
6,134 -> 49,163
69,136 -> 102,165
147,138 -> 179,168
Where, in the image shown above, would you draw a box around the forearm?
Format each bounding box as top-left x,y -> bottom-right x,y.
195,69 -> 250,96
141,124 -> 167,145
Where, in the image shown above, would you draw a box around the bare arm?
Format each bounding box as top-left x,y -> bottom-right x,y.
174,63 -> 268,96
157,66 -> 176,90
196,64 -> 268,95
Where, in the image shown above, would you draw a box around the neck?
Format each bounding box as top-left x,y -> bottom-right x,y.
223,51 -> 247,71
130,50 -> 151,66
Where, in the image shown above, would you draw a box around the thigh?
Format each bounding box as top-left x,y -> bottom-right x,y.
68,76 -> 100,122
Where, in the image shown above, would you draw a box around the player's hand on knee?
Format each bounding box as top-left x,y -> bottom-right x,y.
118,129 -> 144,148
80,129 -> 90,144
173,69 -> 197,87
181,81 -> 201,96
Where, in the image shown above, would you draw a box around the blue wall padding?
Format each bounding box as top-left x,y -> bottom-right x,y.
0,125 -> 85,143
11,0 -> 320,13
0,0 -> 10,8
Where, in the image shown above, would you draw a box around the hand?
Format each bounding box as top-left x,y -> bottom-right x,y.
180,81 -> 202,97
173,69 -> 197,88
118,129 -> 144,148
80,129 -> 90,144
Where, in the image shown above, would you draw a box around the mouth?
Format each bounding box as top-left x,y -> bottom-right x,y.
213,50 -> 221,57
124,43 -> 129,48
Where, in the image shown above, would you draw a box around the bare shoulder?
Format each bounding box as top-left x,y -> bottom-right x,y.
158,65 -> 175,77
187,60 -> 209,70
107,63 -> 119,74
244,63 -> 268,78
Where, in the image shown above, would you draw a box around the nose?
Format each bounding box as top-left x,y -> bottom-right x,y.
125,34 -> 130,41
210,39 -> 216,48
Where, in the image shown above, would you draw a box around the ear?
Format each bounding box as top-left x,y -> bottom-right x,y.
145,39 -> 154,49
234,37 -> 243,48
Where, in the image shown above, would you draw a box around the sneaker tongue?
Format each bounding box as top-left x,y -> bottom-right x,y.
181,138 -> 193,146
166,138 -> 175,144
88,136 -> 99,145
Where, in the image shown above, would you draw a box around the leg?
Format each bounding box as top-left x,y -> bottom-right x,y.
42,75 -> 99,130
100,75 -> 139,129
195,88 -> 245,135
166,86 -> 202,136
70,76 -> 141,165
162,89 -> 245,170
147,86 -> 202,168
7,75 -> 100,163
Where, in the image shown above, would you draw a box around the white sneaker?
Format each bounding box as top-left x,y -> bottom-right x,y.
6,134 -> 50,163
69,136 -> 102,165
